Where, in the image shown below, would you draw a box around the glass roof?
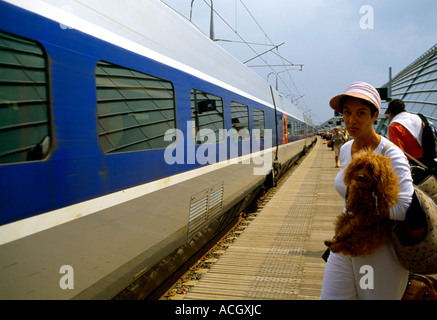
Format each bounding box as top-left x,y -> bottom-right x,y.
376,43 -> 437,136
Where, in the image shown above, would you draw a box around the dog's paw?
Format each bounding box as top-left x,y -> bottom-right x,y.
324,238 -> 349,255
324,240 -> 333,248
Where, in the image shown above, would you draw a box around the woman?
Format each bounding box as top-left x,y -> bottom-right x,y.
325,127 -> 346,168
320,82 -> 413,300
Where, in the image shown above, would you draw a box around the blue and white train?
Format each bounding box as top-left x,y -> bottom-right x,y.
0,0 -> 315,299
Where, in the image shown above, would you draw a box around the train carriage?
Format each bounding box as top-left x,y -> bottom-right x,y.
0,0 -> 315,299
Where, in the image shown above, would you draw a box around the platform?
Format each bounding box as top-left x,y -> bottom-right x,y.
182,137 -> 344,300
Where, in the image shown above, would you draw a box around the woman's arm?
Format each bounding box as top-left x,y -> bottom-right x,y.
385,145 -> 414,221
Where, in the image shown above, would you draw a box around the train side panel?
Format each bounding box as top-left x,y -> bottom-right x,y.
0,1 -> 314,299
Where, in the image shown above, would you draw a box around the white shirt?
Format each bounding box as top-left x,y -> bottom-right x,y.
390,112 -> 423,146
334,136 -> 413,221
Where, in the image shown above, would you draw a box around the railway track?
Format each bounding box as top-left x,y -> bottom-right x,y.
159,146 -> 314,300
110,142 -> 316,300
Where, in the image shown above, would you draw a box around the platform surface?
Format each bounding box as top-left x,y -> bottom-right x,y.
183,137 -> 344,300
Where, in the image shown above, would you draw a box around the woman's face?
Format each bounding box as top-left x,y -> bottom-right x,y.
342,97 -> 378,139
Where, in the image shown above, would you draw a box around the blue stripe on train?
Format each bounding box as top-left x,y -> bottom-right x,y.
0,2 -> 284,225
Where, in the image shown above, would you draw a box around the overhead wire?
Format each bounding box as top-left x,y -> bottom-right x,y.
162,0 -> 310,113
237,0 -> 309,112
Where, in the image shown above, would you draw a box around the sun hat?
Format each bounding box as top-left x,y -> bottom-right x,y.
329,81 -> 381,114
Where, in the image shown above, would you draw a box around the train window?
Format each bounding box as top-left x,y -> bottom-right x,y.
287,118 -> 293,136
231,101 -> 249,141
191,89 -> 224,144
253,108 -> 265,139
96,61 -> 176,153
0,31 -> 51,165
295,122 -> 302,135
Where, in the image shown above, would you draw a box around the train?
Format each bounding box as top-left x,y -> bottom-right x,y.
0,0 -> 316,299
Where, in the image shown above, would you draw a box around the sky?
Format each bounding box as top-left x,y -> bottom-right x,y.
161,0 -> 437,125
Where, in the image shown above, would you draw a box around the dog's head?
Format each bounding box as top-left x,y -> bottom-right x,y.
344,148 -> 399,207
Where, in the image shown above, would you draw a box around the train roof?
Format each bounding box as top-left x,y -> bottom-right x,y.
4,0 -> 307,122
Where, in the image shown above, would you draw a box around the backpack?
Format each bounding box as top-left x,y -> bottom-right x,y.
417,113 -> 437,169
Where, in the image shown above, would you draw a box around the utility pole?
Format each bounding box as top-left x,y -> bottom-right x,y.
388,67 -> 392,99
190,0 -> 215,41
209,0 -> 214,41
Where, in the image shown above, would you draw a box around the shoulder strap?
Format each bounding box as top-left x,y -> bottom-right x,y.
382,140 -> 429,169
417,113 -> 429,126
381,141 -> 394,156
417,113 -> 437,162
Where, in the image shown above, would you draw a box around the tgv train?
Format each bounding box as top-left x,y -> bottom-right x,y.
0,0 -> 315,299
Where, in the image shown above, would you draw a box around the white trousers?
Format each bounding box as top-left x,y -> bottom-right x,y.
320,241 -> 409,300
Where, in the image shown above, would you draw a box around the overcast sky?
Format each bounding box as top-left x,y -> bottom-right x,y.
162,0 -> 437,125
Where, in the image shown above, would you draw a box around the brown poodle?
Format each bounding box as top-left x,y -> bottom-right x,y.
325,148 -> 399,257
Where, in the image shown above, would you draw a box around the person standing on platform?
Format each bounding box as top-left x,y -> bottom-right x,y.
320,81 -> 414,300
342,129 -> 349,142
324,127 -> 346,168
387,99 -> 427,166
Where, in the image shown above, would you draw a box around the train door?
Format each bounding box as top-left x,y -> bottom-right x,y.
282,114 -> 287,144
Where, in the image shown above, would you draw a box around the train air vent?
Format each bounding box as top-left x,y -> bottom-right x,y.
208,182 -> 224,219
188,182 -> 224,236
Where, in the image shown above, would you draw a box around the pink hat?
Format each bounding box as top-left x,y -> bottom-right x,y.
329,81 -> 381,114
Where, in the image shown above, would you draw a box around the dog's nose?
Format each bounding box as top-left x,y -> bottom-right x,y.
357,174 -> 364,181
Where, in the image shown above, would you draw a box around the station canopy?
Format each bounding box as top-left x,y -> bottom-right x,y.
377,43 -> 437,136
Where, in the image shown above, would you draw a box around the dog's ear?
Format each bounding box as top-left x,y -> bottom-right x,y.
372,155 -> 384,186
369,157 -> 379,179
